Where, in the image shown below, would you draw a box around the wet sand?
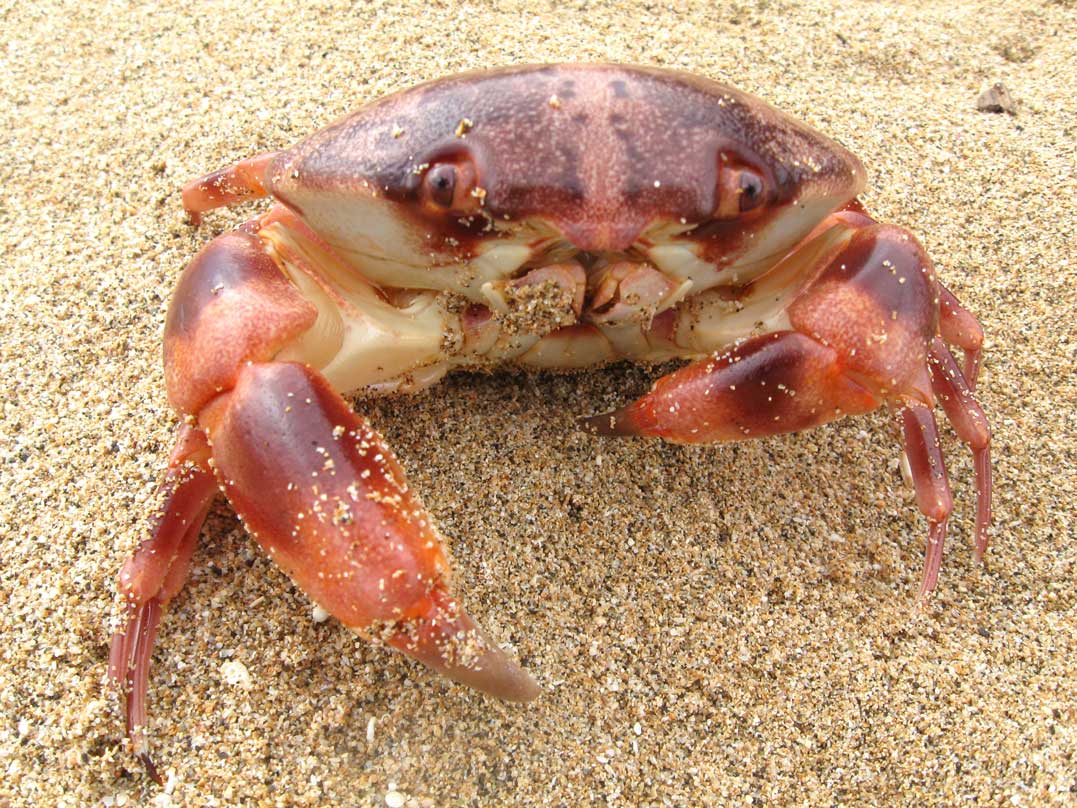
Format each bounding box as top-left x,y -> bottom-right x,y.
1,1 -> 1074,805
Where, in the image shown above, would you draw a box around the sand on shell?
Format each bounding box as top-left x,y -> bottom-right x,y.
1,1 -> 1074,806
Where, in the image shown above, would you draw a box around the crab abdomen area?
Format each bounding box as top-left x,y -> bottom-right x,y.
787,224 -> 939,400
164,230 -> 318,416
200,361 -> 451,626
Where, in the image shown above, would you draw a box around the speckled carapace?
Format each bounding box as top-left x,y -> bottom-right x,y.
112,64 -> 992,783
266,65 -> 863,260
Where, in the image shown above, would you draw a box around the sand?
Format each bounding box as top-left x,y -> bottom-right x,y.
1,0 -> 1074,805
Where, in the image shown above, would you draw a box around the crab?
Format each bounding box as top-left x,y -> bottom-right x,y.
108,64 -> 992,781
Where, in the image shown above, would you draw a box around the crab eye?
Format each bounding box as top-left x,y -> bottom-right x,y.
426,165 -> 457,208
421,161 -> 480,214
715,162 -> 768,219
738,170 -> 765,213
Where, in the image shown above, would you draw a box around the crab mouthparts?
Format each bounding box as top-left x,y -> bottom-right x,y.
482,244 -> 690,329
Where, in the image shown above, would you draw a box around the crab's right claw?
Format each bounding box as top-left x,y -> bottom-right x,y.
199,361 -> 540,702
384,581 -> 541,702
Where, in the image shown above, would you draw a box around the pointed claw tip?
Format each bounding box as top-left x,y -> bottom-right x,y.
578,409 -> 632,437
501,672 -> 542,703
450,640 -> 541,703
449,662 -> 541,703
397,625 -> 541,703
386,587 -> 541,704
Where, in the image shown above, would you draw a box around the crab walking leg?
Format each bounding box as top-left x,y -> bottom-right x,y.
198,361 -> 539,702
937,283 -> 986,389
180,152 -> 277,225
897,402 -> 954,595
107,424 -> 218,784
928,338 -> 993,559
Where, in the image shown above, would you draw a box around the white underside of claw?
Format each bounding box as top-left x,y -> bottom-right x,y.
646,197 -> 845,295
735,197 -> 840,277
670,221 -> 855,353
265,222 -> 451,394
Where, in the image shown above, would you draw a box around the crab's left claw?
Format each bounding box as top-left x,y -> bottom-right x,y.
199,361 -> 540,702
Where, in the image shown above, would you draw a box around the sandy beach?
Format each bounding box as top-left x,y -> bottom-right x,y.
1,1 -> 1074,805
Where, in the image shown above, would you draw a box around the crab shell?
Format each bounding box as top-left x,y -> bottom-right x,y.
264,64 -> 865,309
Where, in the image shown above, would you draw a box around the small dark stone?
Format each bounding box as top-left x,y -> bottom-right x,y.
976,83 -> 1017,115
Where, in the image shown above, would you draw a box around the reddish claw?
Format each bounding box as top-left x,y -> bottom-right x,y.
109,214 -> 537,779
583,221 -> 992,594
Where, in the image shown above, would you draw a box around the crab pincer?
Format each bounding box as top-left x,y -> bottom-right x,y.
198,360 -> 538,702
109,217 -> 536,779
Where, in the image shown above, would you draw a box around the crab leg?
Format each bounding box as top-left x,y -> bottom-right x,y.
110,221 -> 537,781
937,283 -> 985,389
197,360 -> 539,702
928,338 -> 992,559
107,424 -> 217,783
584,222 -> 993,594
897,402 -> 953,595
581,330 -> 880,441
181,152 -> 277,225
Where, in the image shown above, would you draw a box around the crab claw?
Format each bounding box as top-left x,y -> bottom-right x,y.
578,406 -> 642,438
383,583 -> 539,701
582,223 -> 993,597
199,360 -> 539,702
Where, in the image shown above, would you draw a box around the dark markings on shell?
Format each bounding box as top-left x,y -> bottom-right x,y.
268,64 -> 863,259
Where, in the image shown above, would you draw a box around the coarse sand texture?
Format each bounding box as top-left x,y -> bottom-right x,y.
1,1 -> 1074,806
